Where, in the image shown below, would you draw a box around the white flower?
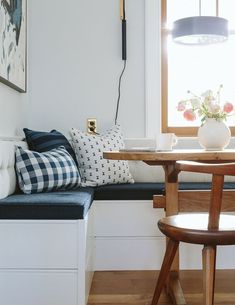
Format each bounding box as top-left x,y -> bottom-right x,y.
208,103 -> 220,114
201,90 -> 213,97
198,109 -> 203,116
190,98 -> 201,108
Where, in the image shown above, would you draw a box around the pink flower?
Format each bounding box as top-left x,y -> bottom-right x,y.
223,102 -> 234,113
177,101 -> 186,111
183,109 -> 196,121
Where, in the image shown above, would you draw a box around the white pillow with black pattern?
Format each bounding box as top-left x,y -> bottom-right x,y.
70,125 -> 134,187
15,146 -> 81,194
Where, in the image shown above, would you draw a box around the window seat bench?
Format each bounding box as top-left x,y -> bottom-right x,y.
93,181 -> 235,272
0,176 -> 166,305
2,139 -> 235,305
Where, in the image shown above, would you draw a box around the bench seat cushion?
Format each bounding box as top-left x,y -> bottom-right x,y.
0,188 -> 94,219
94,182 -> 235,201
1,181 -> 235,220
94,182 -> 165,200
179,182 -> 235,190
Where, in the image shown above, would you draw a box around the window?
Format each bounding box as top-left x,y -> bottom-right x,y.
162,0 -> 235,136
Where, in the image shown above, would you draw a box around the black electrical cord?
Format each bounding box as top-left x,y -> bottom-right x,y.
114,60 -> 127,125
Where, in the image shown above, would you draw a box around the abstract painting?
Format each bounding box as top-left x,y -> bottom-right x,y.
0,0 -> 27,92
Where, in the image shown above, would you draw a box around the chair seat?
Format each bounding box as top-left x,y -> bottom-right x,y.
158,213 -> 235,245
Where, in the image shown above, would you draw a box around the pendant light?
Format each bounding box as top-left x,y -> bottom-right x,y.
172,0 -> 228,45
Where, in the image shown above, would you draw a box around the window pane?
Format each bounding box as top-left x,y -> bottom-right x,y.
168,35 -> 235,127
219,0 -> 235,29
166,0 -> 235,128
200,0 -> 216,16
167,0 -> 198,28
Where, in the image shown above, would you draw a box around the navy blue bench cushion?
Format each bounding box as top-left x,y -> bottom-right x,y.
0,188 -> 94,220
94,182 -> 235,201
1,181 -> 235,220
94,182 -> 165,200
179,182 -> 235,190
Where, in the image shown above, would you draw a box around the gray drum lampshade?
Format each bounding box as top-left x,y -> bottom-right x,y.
172,16 -> 228,45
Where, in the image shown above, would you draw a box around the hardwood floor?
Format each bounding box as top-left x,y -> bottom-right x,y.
88,270 -> 235,305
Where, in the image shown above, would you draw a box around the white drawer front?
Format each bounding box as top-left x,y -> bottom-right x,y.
94,237 -> 165,270
94,200 -> 164,237
0,221 -> 78,268
0,270 -> 77,305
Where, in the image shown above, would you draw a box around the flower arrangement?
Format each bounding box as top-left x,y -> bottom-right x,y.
177,85 -> 234,124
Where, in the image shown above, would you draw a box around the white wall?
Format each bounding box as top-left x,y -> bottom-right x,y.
27,0 -> 146,138
0,76 -> 27,138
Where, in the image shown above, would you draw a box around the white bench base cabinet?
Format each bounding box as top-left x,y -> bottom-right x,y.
93,200 -> 235,270
0,205 -> 94,305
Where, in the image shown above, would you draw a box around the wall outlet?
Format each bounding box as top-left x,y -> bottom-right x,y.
87,118 -> 97,134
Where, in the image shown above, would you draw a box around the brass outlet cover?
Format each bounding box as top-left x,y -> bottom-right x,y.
87,118 -> 97,134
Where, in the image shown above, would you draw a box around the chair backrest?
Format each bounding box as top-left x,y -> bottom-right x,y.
176,161 -> 235,230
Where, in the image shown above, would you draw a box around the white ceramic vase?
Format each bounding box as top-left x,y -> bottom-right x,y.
197,118 -> 231,150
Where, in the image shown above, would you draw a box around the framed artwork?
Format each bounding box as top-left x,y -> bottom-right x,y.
0,0 -> 27,92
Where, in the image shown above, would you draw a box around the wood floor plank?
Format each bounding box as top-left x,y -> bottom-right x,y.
88,270 -> 235,305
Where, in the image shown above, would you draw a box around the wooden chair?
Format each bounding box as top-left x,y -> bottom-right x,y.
151,161 -> 235,305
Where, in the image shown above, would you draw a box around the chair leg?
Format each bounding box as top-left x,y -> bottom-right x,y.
151,239 -> 179,305
202,245 -> 217,305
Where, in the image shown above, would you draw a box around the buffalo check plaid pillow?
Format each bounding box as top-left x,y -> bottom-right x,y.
16,146 -> 81,194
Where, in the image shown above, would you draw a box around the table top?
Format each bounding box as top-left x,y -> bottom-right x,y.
103,149 -> 235,162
